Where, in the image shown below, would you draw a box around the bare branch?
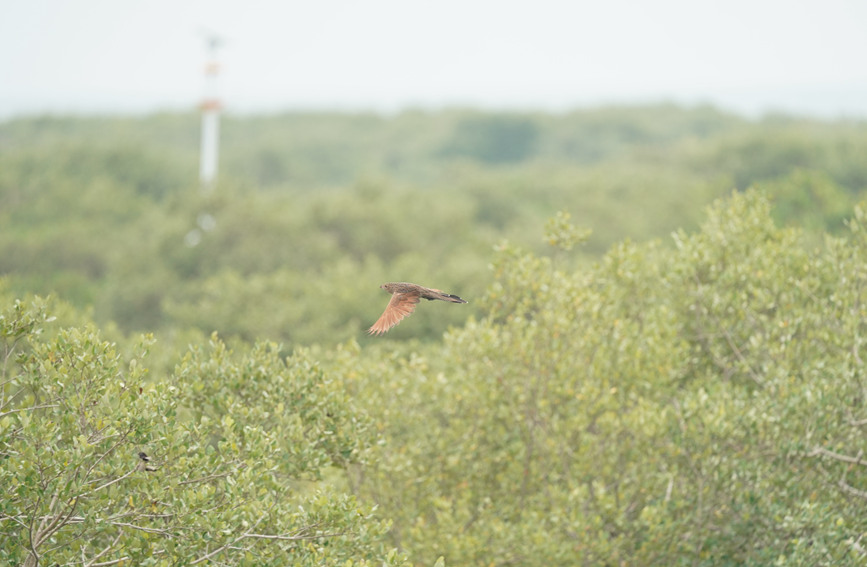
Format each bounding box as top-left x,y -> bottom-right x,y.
189,540 -> 236,564
837,478 -> 867,501
718,324 -> 762,385
190,511 -> 271,565
1,515 -> 85,524
178,471 -> 233,486
137,513 -> 176,520
0,403 -> 61,418
80,427 -> 134,486
0,387 -> 26,412
189,524 -> 347,565
242,530 -> 347,541
78,468 -> 136,498
808,446 -> 867,466
90,556 -> 131,567
851,533 -> 867,558
83,530 -> 123,567
0,514 -> 29,528
34,490 -> 62,547
111,521 -> 170,536
55,493 -> 82,540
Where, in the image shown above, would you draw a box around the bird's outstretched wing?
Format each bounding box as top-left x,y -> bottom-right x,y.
368,291 -> 421,335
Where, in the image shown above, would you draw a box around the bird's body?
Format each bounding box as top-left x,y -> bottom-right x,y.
368,282 -> 467,335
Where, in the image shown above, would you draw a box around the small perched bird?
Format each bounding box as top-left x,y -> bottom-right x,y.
137,451 -> 157,472
368,282 -> 468,336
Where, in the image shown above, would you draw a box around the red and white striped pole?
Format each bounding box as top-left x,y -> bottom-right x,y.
199,35 -> 223,191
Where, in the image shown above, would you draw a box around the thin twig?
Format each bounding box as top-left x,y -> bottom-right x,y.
34,490 -> 62,546
0,514 -> 29,527
837,478 -> 867,501
1,515 -> 86,524
242,530 -> 347,541
178,472 -> 233,486
84,530 -> 123,567
111,521 -> 170,536
808,446 -> 867,466
78,468 -> 136,498
0,403 -> 61,418
718,324 -> 762,385
80,428 -> 133,486
189,512 -> 270,565
90,556 -> 131,567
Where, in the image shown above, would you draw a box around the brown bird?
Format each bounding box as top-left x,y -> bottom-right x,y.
368,282 -> 468,336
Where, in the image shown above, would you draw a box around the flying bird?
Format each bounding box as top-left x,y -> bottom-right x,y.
368,282 -> 468,336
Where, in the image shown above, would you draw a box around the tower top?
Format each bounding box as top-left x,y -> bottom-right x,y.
198,30 -> 224,191
199,29 -> 227,59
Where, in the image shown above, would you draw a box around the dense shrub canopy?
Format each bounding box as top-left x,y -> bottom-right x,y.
344,191 -> 867,565
2,108 -> 867,565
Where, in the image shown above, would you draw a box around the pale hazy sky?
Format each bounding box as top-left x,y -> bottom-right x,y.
2,0 -> 866,119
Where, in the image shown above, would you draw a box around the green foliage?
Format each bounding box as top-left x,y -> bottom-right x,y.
345,191 -> 867,565
544,210 -> 592,251
0,296 -> 407,566
440,113 -> 539,163
4,107 -> 867,565
760,169 -> 853,234
3,108 -> 866,344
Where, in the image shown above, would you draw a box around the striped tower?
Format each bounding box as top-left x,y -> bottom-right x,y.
199,35 -> 223,192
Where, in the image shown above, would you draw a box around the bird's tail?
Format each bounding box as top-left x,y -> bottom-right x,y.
439,292 -> 468,303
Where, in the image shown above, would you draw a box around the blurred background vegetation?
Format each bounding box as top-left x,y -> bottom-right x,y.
4,106 -> 867,564
2,105 -> 865,349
